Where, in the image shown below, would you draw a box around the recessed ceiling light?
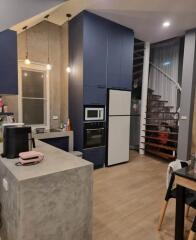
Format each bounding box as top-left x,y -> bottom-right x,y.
162,21 -> 171,28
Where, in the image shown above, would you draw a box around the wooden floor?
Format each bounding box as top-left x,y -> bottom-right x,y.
93,151 -> 194,240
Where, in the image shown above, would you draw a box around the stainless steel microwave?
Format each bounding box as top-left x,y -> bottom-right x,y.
84,106 -> 105,121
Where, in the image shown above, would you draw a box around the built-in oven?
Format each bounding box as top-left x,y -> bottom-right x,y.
84,122 -> 106,149
84,106 -> 105,122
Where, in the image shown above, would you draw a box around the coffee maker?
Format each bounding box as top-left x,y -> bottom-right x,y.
2,125 -> 35,159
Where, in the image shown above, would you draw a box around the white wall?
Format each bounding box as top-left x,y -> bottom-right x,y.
0,0 -> 65,31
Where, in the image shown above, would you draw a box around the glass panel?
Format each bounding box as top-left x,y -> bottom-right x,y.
86,129 -> 104,147
22,70 -> 45,98
22,99 -> 45,125
88,110 -> 98,118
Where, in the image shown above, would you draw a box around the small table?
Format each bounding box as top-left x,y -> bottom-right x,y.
175,167 -> 196,240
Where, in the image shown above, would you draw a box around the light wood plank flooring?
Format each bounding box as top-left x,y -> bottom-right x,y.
93,151 -> 194,240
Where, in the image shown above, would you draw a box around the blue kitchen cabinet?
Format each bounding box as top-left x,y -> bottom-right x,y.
83,146 -> 105,168
107,22 -> 133,90
0,30 -> 18,94
120,29 -> 134,90
107,22 -> 122,89
40,137 -> 69,152
83,12 -> 108,88
83,86 -> 106,105
69,11 -> 134,165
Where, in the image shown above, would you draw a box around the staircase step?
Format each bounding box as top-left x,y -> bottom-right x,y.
146,149 -> 176,160
144,123 -> 178,128
133,70 -> 143,75
133,63 -> 143,68
134,56 -> 144,60
146,111 -> 178,114
143,130 -> 178,135
148,95 -> 162,100
148,100 -> 168,103
142,142 -> 177,151
146,117 -> 178,120
134,42 -> 144,47
143,136 -> 178,143
147,106 -> 174,111
134,49 -> 144,54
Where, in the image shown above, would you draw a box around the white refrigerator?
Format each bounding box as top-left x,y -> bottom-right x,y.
107,89 -> 131,166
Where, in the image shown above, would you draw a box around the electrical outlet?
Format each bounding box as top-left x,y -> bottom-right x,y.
52,116 -> 59,120
2,178 -> 8,191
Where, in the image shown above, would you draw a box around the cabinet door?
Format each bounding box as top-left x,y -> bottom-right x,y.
83,12 -> 107,88
107,22 -> 122,89
83,86 -> 106,105
0,30 -> 18,94
83,146 -> 105,168
40,137 -> 69,152
107,23 -> 134,90
120,29 -> 134,90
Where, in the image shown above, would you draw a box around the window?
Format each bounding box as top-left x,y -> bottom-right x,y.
18,62 -> 50,129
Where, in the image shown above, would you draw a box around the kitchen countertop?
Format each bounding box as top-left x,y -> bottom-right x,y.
33,130 -> 74,151
0,139 -> 91,181
0,140 -> 93,240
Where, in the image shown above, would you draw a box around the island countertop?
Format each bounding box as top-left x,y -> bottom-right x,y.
0,139 -> 92,181
0,140 -> 93,240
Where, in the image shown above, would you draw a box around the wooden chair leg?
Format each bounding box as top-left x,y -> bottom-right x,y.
187,230 -> 195,240
186,205 -> 190,218
158,200 -> 169,231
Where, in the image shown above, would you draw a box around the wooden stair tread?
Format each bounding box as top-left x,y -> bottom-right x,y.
133,70 -> 143,75
146,111 -> 178,114
143,136 -> 178,143
145,118 -> 178,120
148,106 -> 174,108
133,63 -> 143,68
149,94 -> 161,97
149,100 -> 168,103
134,49 -> 144,53
143,130 -> 178,135
134,42 -> 144,47
146,149 -> 176,159
142,142 -> 177,151
144,123 -> 178,128
134,56 -> 144,60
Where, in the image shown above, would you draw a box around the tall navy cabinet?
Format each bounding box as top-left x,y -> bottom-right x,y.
69,11 -> 134,167
0,30 -> 18,94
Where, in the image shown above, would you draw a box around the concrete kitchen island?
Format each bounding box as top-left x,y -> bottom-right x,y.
0,140 -> 93,240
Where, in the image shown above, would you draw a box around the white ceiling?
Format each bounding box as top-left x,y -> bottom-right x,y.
1,0 -> 65,32
12,0 -> 196,43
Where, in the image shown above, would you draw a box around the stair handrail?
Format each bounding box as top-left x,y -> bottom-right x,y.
150,62 -> 182,92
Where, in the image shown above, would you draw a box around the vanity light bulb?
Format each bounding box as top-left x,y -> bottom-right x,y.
46,63 -> 52,70
66,66 -> 71,73
24,58 -> 31,65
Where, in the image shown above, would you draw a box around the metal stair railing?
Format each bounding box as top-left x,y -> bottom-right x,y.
150,62 -> 182,92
